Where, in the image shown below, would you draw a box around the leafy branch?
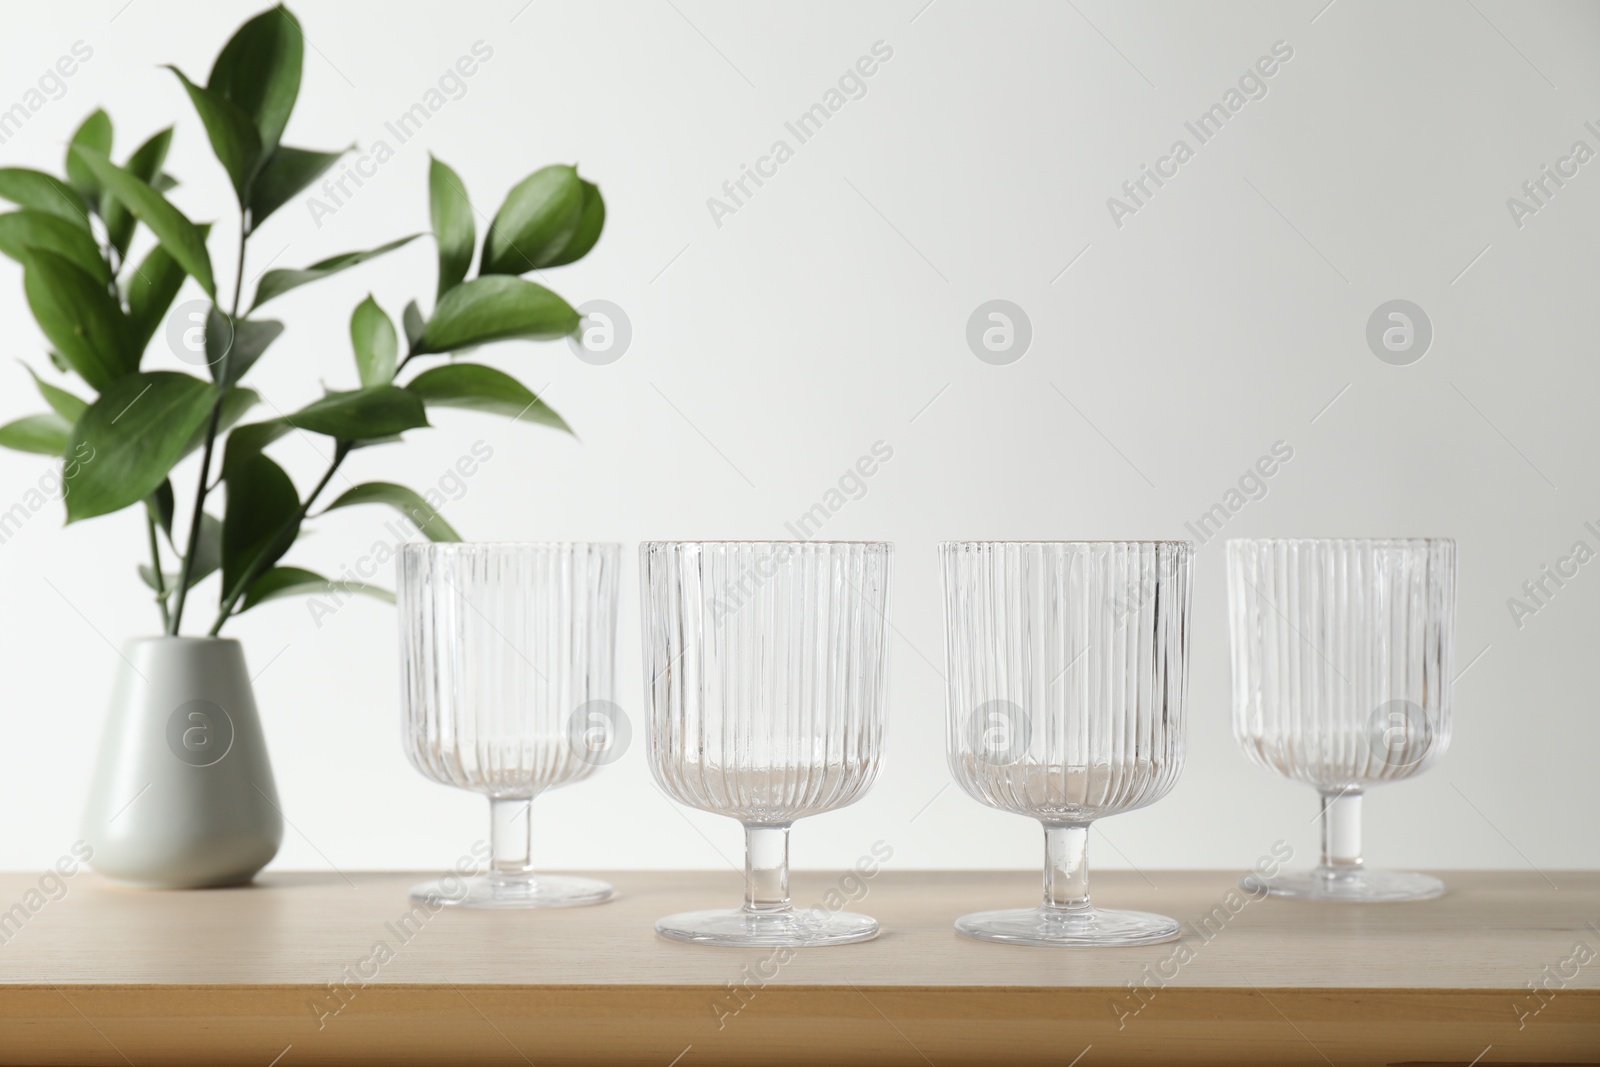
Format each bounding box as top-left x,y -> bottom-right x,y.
0,5 -> 602,637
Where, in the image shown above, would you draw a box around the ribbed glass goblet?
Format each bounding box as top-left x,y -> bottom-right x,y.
640,541 -> 893,947
942,541 -> 1192,947
1228,537 -> 1456,902
399,542 -> 623,908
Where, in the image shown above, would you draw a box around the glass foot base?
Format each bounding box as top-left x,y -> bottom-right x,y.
655,908 -> 879,947
955,907 -> 1181,947
409,872 -> 614,909
1249,868 -> 1444,902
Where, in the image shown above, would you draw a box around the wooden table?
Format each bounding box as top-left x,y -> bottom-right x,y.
1,869 -> 1595,1065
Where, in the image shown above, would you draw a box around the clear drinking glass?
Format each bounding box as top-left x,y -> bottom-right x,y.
942,541 -> 1192,947
399,542 -> 623,908
640,541 -> 893,947
1227,537 -> 1456,902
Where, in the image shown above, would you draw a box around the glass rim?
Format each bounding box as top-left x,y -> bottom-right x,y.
1225,536 -> 1456,547
640,539 -> 894,548
939,539 -> 1193,548
397,541 -> 624,551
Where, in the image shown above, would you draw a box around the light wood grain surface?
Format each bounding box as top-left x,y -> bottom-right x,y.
1,869 -> 1596,1065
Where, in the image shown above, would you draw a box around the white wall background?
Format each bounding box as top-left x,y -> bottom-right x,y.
0,0 -> 1595,879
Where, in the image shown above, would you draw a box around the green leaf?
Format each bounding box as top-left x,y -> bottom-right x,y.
25,365 -> 89,422
248,144 -> 346,230
347,435 -> 403,451
0,210 -> 109,283
139,564 -> 174,593
290,386 -> 428,439
350,295 -> 397,387
126,130 -> 175,178
103,127 -> 174,263
480,164 -> 586,276
221,453 -> 300,606
164,65 -> 263,203
429,156 -> 474,299
406,363 -> 570,433
69,146 -> 215,298
205,309 -> 284,388
148,479 -> 176,539
207,4 -> 303,156
221,418 -> 292,476
190,512 -> 224,585
65,110 -> 113,208
240,565 -> 394,611
64,372 -> 217,522
180,386 -> 258,462
22,249 -> 132,391
402,300 -> 425,351
0,413 -> 71,455
218,385 -> 260,432
251,234 -> 420,310
124,234 -> 202,361
322,482 -> 460,541
543,178 -> 604,267
0,169 -> 89,229
419,276 -> 579,354
141,512 -> 221,594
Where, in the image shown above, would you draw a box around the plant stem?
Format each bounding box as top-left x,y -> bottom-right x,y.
168,214 -> 249,635
205,338 -> 426,636
231,211 -> 250,311
169,374 -> 227,635
146,509 -> 170,632
208,439 -> 351,635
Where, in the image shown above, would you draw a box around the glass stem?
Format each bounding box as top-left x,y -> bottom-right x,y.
1319,789 -> 1363,872
1043,823 -> 1092,914
743,824 -> 792,913
490,796 -> 534,879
